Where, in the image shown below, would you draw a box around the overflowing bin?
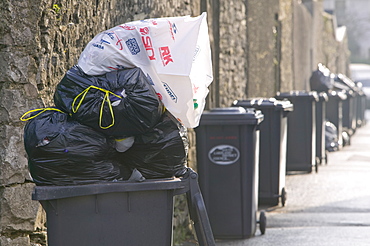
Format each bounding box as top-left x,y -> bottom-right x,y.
275,91 -> 319,173
232,98 -> 293,207
32,168 -> 216,246
195,107 -> 265,239
315,92 -> 329,164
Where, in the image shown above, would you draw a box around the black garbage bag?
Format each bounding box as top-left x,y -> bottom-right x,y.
23,109 -> 122,186
54,65 -> 164,138
310,63 -> 334,92
116,111 -> 188,179
325,121 -> 339,152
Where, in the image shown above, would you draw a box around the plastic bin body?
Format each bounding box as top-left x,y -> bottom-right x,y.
316,92 -> 328,164
356,81 -> 367,127
195,107 -> 263,239
357,92 -> 366,127
342,90 -> 356,135
232,98 -> 293,206
275,91 -> 318,173
326,91 -> 347,149
33,180 -> 183,246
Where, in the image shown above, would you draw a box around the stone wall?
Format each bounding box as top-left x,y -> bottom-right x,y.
217,0 -> 248,105
292,0 -> 314,91
0,0 -> 351,245
246,0 -> 280,98
279,0 -> 295,92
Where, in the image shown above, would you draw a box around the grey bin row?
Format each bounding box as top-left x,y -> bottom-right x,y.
193,88 -> 367,240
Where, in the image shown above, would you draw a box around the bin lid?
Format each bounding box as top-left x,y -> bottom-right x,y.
335,73 -> 358,90
344,89 -> 355,97
32,178 -> 185,201
276,90 -> 319,102
198,107 -> 264,126
232,98 -> 294,112
317,92 -> 329,102
328,90 -> 347,100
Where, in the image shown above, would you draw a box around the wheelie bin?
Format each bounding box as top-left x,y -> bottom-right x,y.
326,90 -> 347,149
342,89 -> 356,138
195,107 -> 266,239
355,86 -> 366,127
316,92 -> 329,165
334,74 -> 359,136
356,89 -> 367,127
275,91 -> 319,173
232,98 -> 293,207
32,168 -> 216,246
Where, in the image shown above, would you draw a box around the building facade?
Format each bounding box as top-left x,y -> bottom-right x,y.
324,0 -> 370,62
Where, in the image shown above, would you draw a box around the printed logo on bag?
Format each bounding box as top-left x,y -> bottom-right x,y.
92,39 -> 110,50
159,46 -> 174,66
208,145 -> 240,165
119,25 -> 136,30
193,45 -> 200,61
168,21 -> 175,40
92,43 -> 104,50
139,27 -> 149,35
125,38 -> 140,55
142,37 -> 156,60
116,38 -> 124,50
156,93 -> 163,100
110,31 -> 125,50
162,82 -> 177,102
172,23 -> 178,34
139,27 -> 156,60
104,31 -> 116,40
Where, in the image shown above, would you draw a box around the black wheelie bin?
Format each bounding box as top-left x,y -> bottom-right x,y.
232,98 -> 293,207
195,107 -> 266,239
316,92 -> 329,164
275,91 -> 319,173
326,90 -> 347,149
334,73 -> 364,138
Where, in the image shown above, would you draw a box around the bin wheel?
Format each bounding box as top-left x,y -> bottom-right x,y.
281,188 -> 287,207
258,211 -> 267,235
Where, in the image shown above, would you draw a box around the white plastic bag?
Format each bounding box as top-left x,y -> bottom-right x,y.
115,137 -> 135,152
78,13 -> 213,128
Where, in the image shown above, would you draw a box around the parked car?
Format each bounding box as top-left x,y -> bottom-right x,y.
350,63 -> 370,108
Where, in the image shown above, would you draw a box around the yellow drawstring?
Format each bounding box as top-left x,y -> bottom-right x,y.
20,108 -> 66,121
72,85 -> 122,129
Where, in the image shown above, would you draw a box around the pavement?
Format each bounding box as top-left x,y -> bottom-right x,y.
214,111 -> 370,246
